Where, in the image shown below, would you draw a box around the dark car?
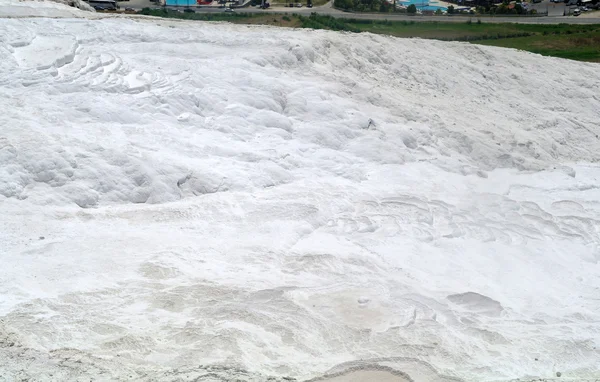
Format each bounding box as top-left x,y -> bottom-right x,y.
183,7 -> 195,12
94,5 -> 105,10
125,7 -> 135,11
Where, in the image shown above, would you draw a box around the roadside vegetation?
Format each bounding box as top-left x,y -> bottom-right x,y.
138,9 -> 600,62
333,0 -> 395,12
333,0 -> 540,14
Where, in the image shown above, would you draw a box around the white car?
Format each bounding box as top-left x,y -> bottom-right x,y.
224,7 -> 234,11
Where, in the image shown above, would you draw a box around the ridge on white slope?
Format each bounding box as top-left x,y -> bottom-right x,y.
1,6 -> 600,382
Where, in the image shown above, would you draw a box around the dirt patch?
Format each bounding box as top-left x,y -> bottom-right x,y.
314,370 -> 412,382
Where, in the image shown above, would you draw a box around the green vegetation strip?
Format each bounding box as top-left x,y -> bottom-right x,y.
139,7 -> 263,21
138,9 -> 600,62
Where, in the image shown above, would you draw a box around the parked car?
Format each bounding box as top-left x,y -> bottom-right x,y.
125,6 -> 135,10
183,7 -> 195,12
224,7 -> 234,11
94,5 -> 104,10
295,2 -> 302,6
573,8 -> 581,15
307,3 -> 312,6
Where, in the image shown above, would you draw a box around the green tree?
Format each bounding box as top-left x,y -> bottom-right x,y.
334,0 -> 353,9
447,4 -> 454,13
435,7 -> 442,14
380,0 -> 391,11
407,3 -> 417,13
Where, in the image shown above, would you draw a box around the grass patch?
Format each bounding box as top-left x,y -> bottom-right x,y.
139,7 -> 258,21
477,30 -> 600,61
339,16 -> 600,61
298,14 -> 361,32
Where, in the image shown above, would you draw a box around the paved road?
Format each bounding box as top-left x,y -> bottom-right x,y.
121,0 -> 600,23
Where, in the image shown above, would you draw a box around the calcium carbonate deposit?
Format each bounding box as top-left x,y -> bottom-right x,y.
0,2 -> 599,381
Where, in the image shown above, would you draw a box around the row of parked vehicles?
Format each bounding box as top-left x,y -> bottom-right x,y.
549,0 -> 596,5
286,2 -> 312,7
572,6 -> 593,15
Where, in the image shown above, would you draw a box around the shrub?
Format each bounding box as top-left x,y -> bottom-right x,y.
447,5 -> 454,13
407,4 -> 417,13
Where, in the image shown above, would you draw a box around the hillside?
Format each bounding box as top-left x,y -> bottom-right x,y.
1,5 -> 599,381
